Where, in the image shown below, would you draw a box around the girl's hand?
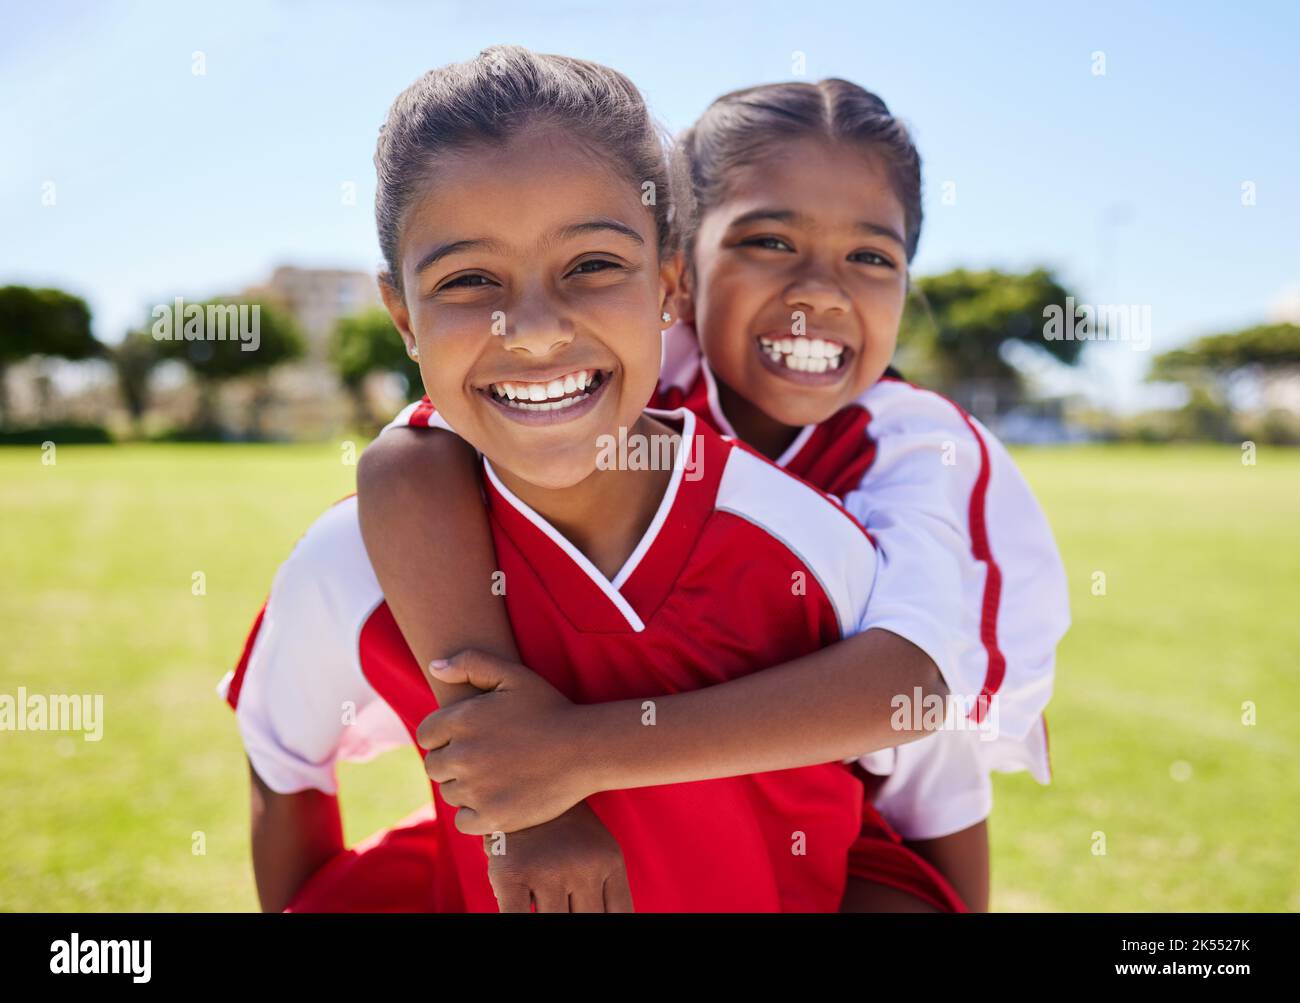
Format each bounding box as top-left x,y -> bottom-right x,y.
485,802 -> 634,912
416,649 -> 595,835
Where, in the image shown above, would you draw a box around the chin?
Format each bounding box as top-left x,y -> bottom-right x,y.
505,451 -> 601,492
767,397 -> 843,428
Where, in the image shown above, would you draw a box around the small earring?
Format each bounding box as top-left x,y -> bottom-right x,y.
407,344 -> 419,360
661,311 -> 672,324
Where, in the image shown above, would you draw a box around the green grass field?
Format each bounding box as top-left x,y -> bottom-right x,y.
2,441 -> 1297,911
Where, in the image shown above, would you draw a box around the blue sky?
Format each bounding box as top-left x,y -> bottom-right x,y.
3,0 -> 1297,410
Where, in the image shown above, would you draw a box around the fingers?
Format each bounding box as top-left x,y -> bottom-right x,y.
436,779 -> 466,808
453,805 -> 489,836
415,707 -> 454,751
492,880 -> 532,914
531,885 -> 569,914
603,868 -> 635,913
428,648 -> 515,693
568,882 -> 607,913
422,746 -> 456,784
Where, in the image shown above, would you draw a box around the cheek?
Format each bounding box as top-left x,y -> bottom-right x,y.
413,312 -> 485,396
619,330 -> 667,406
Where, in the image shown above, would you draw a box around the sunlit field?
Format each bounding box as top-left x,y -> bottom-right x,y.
2,441 -> 1297,911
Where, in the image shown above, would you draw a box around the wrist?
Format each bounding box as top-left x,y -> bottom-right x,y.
568,699 -> 640,795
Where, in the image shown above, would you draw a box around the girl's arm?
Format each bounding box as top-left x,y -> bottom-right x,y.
247,762 -> 344,913
355,426 -> 634,912
419,630 -> 948,835
583,628 -> 945,787
356,427 -> 520,692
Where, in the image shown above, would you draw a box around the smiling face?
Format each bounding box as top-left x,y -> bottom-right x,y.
381,123 -> 674,490
684,139 -> 910,431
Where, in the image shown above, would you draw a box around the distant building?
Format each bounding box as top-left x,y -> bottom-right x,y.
243,265 -> 381,361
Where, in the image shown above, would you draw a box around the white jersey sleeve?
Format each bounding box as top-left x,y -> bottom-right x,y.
382,398 -> 457,435
215,497 -> 408,795
842,384 -> 990,707
871,729 -> 994,840
846,379 -> 1068,790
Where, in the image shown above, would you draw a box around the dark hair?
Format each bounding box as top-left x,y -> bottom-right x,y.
671,78 -> 923,264
375,46 -> 672,292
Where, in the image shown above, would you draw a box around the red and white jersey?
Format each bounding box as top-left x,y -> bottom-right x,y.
652,322 -> 1070,839
384,326 -> 1070,840
221,408 -> 891,911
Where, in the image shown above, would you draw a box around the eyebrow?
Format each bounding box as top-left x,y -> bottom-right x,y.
727,208 -> 906,249
414,238 -> 504,276
413,218 -> 645,277
553,217 -> 645,246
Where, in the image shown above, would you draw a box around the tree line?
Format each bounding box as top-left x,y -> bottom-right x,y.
2,275 -> 1298,441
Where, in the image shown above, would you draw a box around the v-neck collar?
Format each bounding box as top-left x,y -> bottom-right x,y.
481,408 -> 724,633
698,360 -> 818,469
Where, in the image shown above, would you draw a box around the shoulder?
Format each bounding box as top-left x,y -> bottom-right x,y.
845,378 -> 1006,501
273,496 -> 382,625
380,397 -> 457,434
859,377 -> 990,447
713,439 -> 878,634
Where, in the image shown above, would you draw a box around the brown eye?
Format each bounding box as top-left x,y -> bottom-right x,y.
441,274 -> 494,289
569,259 -> 620,276
851,250 -> 897,269
743,235 -> 795,252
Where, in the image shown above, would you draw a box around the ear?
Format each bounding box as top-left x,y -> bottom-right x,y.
378,272 -> 418,357
657,253 -> 683,329
667,251 -> 695,325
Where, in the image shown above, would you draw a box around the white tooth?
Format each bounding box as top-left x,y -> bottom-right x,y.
769,350 -> 781,362
793,339 -> 811,358
528,384 -> 546,402
780,339 -> 794,354
576,371 -> 588,390
563,374 -> 578,394
544,379 -> 562,399
809,340 -> 826,359
784,355 -> 801,371
813,358 -> 827,372
504,384 -> 517,400
559,397 -> 574,408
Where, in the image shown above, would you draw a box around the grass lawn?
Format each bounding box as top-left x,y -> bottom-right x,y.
1,441 -> 1297,911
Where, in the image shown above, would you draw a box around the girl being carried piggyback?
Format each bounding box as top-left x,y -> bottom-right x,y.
222,46 -> 1069,913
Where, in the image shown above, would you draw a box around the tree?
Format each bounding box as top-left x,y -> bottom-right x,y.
1150,323 -> 1300,379
897,268 -> 1087,410
146,297 -> 304,435
0,285 -> 100,425
1149,322 -> 1300,441
112,331 -> 163,435
329,307 -> 418,427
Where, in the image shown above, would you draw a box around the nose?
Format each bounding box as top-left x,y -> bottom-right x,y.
500,286 -> 574,357
782,261 -> 851,318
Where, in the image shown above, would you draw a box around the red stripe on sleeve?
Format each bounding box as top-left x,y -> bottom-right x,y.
955,408 -> 1006,720
226,601 -> 267,709
408,396 -> 435,428
880,377 -> 1006,719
